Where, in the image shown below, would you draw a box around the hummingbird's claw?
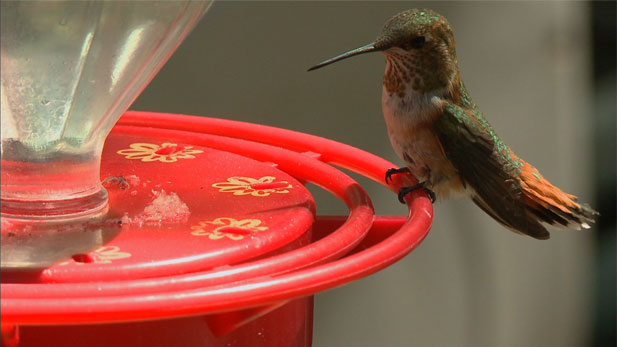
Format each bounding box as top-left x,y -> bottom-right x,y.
398,183 -> 436,204
385,167 -> 411,185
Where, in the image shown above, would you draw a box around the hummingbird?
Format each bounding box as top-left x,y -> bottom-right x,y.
308,9 -> 598,239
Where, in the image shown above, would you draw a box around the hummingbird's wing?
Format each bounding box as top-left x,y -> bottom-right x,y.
433,101 -> 552,239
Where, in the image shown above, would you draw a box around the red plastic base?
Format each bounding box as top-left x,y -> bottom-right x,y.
8,297 -> 312,347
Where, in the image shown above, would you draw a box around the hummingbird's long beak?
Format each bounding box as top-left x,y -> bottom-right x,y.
308,42 -> 379,71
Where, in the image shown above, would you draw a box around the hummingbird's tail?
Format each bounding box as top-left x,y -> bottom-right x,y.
470,160 -> 598,240
518,162 -> 598,231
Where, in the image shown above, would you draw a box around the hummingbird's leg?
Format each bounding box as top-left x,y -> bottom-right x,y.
398,182 -> 436,204
385,167 -> 411,184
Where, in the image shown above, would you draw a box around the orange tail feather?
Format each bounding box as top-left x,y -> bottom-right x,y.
519,161 -> 598,230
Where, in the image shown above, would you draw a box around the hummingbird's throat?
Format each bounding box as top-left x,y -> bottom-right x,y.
383,46 -> 458,98
384,54 -> 426,98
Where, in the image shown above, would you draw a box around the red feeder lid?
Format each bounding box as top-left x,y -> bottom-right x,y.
13,133 -> 314,283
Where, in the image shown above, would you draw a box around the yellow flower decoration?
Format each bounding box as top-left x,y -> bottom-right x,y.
117,142 -> 203,163
89,245 -> 132,263
191,217 -> 268,240
212,176 -> 292,197
59,245 -> 131,265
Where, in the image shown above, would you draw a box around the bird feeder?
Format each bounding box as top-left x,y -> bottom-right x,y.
0,2 -> 433,346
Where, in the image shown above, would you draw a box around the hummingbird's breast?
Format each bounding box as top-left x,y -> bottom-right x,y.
381,85 -> 465,198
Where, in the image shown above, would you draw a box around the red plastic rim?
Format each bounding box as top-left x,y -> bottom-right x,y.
1,112 -> 433,324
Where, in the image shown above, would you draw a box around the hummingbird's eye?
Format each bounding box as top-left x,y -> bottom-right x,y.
409,36 -> 426,49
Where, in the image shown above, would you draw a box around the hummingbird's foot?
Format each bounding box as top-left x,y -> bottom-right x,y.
398,182 -> 436,204
385,167 -> 411,184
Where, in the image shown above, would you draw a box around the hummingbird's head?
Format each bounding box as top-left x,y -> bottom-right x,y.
309,9 -> 459,95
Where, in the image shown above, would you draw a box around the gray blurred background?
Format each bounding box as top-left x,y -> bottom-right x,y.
132,1 -> 616,346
